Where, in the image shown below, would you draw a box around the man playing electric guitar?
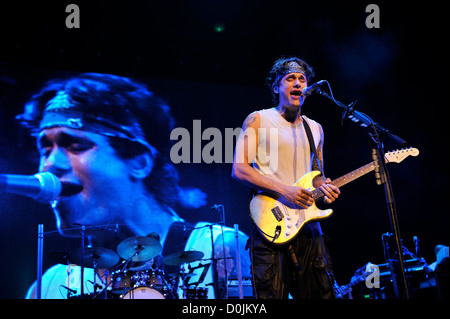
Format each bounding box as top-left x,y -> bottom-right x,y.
232,56 -> 341,299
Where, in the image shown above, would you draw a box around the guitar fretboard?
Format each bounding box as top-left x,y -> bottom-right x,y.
312,162 -> 375,201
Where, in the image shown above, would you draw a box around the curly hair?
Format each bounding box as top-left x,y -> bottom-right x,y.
266,56 -> 315,106
16,73 -> 180,207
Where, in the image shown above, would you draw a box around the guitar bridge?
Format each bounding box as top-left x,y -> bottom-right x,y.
271,206 -> 284,222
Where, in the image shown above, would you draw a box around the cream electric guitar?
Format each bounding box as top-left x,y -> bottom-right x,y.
249,148 -> 419,245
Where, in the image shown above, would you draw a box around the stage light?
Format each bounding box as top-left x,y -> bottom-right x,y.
213,23 -> 225,33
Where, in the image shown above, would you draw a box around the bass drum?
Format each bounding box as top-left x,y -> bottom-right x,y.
122,287 -> 165,299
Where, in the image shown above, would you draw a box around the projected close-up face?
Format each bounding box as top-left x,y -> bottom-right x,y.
37,127 -> 135,230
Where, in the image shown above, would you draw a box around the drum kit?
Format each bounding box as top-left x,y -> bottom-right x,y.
67,235 -> 208,299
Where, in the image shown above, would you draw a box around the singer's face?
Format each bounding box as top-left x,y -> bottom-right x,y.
275,72 -> 307,109
37,127 -> 135,230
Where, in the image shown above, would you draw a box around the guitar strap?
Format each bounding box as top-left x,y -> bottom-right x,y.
302,116 -> 322,174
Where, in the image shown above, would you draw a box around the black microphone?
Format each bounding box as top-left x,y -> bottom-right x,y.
87,280 -> 104,291
0,172 -> 82,203
60,285 -> 77,295
302,80 -> 326,96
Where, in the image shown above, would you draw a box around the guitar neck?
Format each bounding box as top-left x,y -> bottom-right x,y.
332,162 -> 375,188
310,147 -> 419,201
312,162 -> 375,201
335,272 -> 369,297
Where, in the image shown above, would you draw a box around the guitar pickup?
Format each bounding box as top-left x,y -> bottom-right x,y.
271,206 -> 284,222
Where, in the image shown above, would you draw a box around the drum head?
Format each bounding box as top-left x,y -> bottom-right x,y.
122,287 -> 165,299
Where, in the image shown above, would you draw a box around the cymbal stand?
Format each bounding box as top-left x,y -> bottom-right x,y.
180,263 -> 187,299
91,257 -> 102,298
91,249 -> 139,299
117,249 -> 140,272
158,269 -> 177,299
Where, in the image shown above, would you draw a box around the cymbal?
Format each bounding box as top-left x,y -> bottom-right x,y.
71,246 -> 120,269
163,250 -> 204,266
117,236 -> 162,262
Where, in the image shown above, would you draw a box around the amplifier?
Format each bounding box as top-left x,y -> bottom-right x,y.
227,277 -> 254,298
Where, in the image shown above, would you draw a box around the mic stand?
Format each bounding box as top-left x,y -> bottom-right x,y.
208,224 -> 220,299
217,205 -> 229,298
316,86 -> 411,299
37,224 -> 44,299
80,224 -> 86,298
234,224 -> 244,299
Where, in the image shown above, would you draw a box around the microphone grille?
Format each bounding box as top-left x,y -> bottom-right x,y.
34,172 -> 62,203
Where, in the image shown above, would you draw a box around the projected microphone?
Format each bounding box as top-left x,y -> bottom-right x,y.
0,172 -> 82,203
302,80 -> 326,96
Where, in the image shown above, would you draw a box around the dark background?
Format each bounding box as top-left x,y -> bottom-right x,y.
0,1 -> 448,298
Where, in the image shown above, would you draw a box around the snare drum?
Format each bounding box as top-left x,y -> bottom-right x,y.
122,287 -> 165,299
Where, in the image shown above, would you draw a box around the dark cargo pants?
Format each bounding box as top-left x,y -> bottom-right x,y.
248,222 -> 335,299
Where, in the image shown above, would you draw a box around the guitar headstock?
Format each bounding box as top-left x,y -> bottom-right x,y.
385,147 -> 419,163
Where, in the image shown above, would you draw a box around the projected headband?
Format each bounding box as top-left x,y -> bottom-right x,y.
39,91 -> 155,153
